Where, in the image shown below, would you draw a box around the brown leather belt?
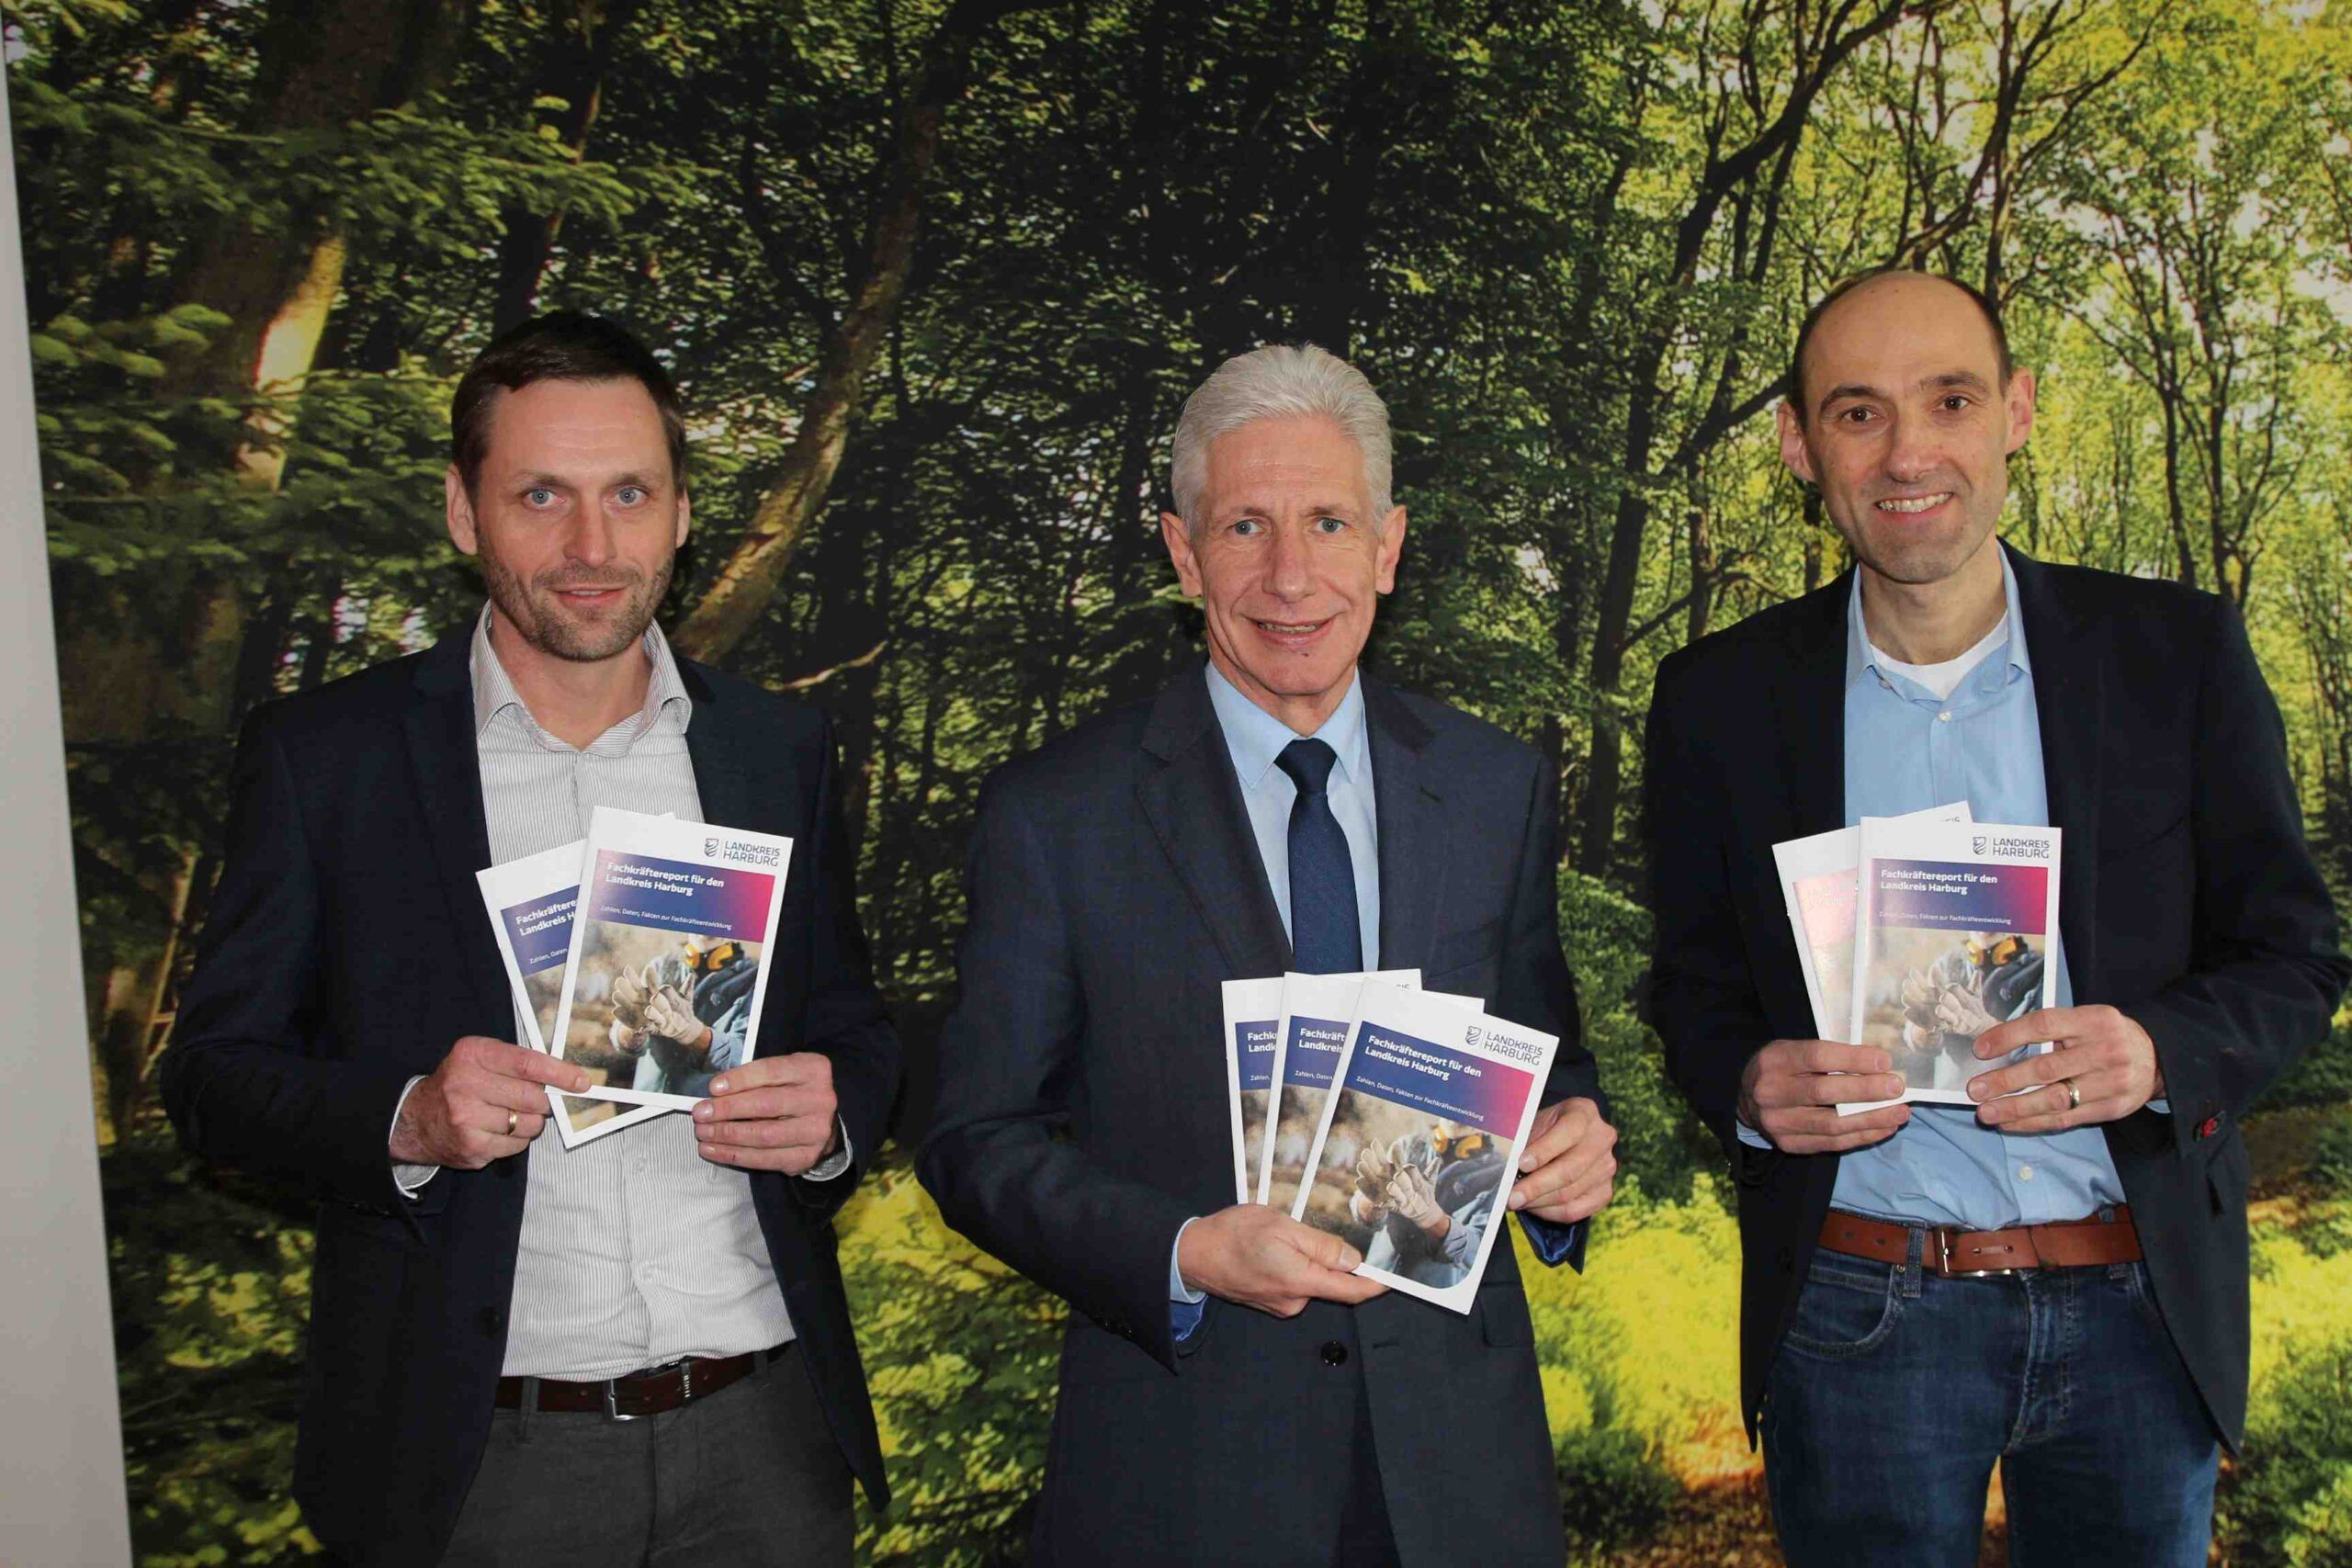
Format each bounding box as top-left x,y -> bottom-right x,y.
494,1344 -> 786,1420
1819,1205 -> 2143,1278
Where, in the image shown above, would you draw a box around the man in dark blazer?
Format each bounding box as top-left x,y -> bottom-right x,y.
1645,270 -> 2348,1565
919,344 -> 1620,1566
161,313 -> 899,1566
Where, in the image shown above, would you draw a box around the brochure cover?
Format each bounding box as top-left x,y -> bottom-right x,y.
1259,970 -> 1422,1213
1293,987 -> 1558,1314
477,839 -> 672,1148
1771,801 -> 1973,1042
1222,977 -> 1285,1205
1843,817 -> 2061,1112
550,807 -> 795,1111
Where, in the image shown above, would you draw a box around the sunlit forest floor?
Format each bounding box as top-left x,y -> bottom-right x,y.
101,1091 -> 2352,1565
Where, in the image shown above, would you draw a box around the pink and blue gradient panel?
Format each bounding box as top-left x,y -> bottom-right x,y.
1344,1025 -> 1536,1137
1871,858 -> 2049,934
1234,1021 -> 1277,1093
586,851 -> 775,939
500,890 -> 576,976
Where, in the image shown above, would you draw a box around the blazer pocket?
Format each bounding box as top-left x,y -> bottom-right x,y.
1425,916 -> 1504,977
1478,1280 -> 1535,1348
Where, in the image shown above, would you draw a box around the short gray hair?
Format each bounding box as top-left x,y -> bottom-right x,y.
1169,343 -> 1394,528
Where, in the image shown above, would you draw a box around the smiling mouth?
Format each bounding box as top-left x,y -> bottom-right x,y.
1876,493 -> 1952,514
1251,616 -> 1330,637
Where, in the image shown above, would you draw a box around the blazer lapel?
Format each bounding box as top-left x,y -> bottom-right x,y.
1776,573 -> 1854,841
2009,551 -> 2104,997
1363,676 -> 1449,973
403,635 -> 512,1027
1136,670 -> 1293,980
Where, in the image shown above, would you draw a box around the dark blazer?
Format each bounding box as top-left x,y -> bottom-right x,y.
918,666 -> 1599,1567
160,629 -> 900,1565
1642,549 -> 2348,1451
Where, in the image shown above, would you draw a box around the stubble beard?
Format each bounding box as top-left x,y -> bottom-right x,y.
481,548 -> 673,663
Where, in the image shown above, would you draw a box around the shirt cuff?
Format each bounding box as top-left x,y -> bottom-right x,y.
799,1117 -> 854,1182
2147,1098 -> 2170,1115
1170,1216 -> 1208,1341
1735,1115 -> 1772,1149
390,1075 -> 438,1197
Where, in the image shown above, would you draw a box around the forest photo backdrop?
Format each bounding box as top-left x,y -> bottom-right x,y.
13,0 -> 2352,1560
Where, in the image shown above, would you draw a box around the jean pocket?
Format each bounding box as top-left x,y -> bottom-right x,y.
1780,1256 -> 1905,1360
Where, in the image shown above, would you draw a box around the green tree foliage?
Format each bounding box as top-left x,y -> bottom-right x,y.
13,0 -> 2352,1560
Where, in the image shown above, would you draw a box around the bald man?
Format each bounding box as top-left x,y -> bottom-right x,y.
1642,270 -> 2346,1567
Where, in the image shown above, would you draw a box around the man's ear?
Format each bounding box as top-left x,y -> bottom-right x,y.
1160,511 -> 1203,597
674,486 -> 693,549
1777,401 -> 1817,486
2003,369 -> 2038,456
1374,506 -> 1408,594
446,465 -> 480,555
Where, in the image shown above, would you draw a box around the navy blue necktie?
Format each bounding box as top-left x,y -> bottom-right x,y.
1276,738 -> 1363,974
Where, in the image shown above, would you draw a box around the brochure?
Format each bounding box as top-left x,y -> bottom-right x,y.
1222,977 -> 1285,1205
1771,801 -> 1973,1041
475,838 -> 669,1149
1293,987 -> 1559,1314
549,807 -> 795,1111
1841,817 -> 2061,1112
1259,970 -> 1423,1213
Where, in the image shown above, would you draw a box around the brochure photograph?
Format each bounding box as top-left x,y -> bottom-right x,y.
1293,987 -> 1559,1314
1771,801 -> 1972,1042
1259,969 -> 1421,1213
1221,976 -> 1285,1206
550,807 -> 795,1111
1844,817 -> 2062,1112
474,839 -> 669,1149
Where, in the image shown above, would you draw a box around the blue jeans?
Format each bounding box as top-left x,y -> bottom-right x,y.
1762,1234 -> 2218,1567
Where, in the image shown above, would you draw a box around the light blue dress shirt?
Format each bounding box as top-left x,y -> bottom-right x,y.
1804,547 -> 2131,1230
1170,664 -> 1382,1333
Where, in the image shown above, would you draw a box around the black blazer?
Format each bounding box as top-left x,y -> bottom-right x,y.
1642,549 -> 2348,1450
918,667 -> 1599,1567
159,630 -> 900,1565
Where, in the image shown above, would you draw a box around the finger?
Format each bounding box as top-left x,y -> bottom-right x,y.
1973,1007 -> 2089,1060
1769,1103 -> 1911,1144
1289,1223 -> 1364,1274
695,1114 -> 833,1149
468,1072 -> 577,1117
1525,1167 -> 1616,1224
1793,1041 -> 1894,1076
479,1043 -> 594,1095
1975,1079 -> 2088,1131
1510,1144 -> 1615,1212
695,1085 -> 835,1124
1305,1270 -> 1389,1304
1967,1050 -> 2073,1101
699,1140 -> 831,1173
1781,1123 -> 1909,1155
1514,1100 -> 1592,1172
1753,1070 -> 1905,1110
709,1054 -> 833,1096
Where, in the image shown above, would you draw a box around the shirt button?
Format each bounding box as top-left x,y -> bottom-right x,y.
2018,1166 -> 2035,1181
1320,1341 -> 1349,1367
637,1265 -> 657,1283
1937,711 -> 1952,723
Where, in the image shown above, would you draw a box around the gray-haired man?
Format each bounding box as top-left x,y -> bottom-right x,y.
920,344 -> 1618,1565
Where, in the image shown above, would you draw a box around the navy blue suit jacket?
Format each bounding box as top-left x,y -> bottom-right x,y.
919,667 -> 1598,1566
160,630 -> 899,1564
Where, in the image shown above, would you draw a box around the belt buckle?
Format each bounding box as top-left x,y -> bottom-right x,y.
1938,1229 -> 2022,1279
601,1379 -> 638,1423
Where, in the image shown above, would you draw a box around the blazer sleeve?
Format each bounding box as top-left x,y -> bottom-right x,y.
917,775 -> 1199,1372
1493,753 -> 1600,1269
1642,651 -> 1778,1165
2124,597 -> 2351,1152
785,713 -> 903,1218
158,708 -> 424,1214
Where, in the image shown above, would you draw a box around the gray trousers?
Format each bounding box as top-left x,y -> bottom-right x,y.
439,1343 -> 854,1567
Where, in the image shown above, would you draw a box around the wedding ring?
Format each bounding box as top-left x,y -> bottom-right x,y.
2064,1080 -> 2082,1111
505,1110 -> 519,1134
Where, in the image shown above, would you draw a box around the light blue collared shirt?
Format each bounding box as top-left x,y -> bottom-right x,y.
1827,546 -> 2128,1229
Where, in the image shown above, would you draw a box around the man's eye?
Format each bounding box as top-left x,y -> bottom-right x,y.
1838,407 -> 1876,425
616,487 -> 645,505
1314,516 -> 1347,534
1231,518 -> 1263,536
1940,395 -> 1972,412
525,488 -> 557,506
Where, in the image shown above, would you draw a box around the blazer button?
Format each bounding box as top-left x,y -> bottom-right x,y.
1320,1341 -> 1349,1367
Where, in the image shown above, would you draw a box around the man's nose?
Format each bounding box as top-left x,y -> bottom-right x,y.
1883,413 -> 1938,484
1264,522 -> 1312,600
564,503 -> 616,567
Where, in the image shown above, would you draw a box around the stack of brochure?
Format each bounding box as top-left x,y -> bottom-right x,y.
1222,971 -> 1559,1314
475,806 -> 795,1149
1772,806 -> 2061,1114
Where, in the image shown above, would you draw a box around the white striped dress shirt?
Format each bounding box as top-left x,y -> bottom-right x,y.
468,609 -> 798,1379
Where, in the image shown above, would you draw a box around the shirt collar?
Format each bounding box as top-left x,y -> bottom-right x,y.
1204,660 -> 1371,792
1844,541 -> 2033,694
468,605 -> 693,744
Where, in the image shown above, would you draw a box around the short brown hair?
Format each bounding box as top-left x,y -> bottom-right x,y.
1788,269 -> 2012,421
449,310 -> 686,497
